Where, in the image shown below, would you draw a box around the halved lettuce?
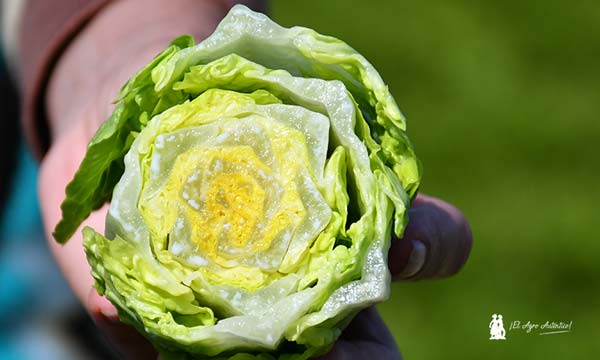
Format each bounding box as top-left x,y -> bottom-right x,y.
55,5 -> 421,359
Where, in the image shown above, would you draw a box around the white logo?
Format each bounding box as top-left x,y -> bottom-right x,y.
489,314 -> 506,340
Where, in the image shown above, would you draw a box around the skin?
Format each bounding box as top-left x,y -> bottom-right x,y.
38,1 -> 473,358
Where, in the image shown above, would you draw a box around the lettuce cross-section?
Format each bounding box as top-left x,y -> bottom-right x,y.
56,5 -> 421,360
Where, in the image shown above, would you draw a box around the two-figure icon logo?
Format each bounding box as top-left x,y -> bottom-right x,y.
489,314 -> 506,340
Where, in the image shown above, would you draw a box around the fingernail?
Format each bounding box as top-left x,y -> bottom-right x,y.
90,289 -> 119,320
100,304 -> 119,320
398,240 -> 426,278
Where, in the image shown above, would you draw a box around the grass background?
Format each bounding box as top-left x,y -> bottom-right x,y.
271,1 -> 599,358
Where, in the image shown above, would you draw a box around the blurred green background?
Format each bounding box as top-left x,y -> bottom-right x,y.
272,1 -> 599,359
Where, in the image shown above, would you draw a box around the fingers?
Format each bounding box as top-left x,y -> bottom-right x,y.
316,307 -> 401,360
389,194 -> 473,280
336,307 -> 397,346
88,289 -> 158,360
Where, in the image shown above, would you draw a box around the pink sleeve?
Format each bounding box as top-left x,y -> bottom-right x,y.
18,0 -> 112,159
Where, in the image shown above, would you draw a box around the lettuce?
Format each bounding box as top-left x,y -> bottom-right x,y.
55,5 -> 421,359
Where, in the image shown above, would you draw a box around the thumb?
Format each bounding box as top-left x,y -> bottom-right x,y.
389,194 -> 473,280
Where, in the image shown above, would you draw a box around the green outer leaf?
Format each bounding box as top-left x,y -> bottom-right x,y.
53,35 -> 194,243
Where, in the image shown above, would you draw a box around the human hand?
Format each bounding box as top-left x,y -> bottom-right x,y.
37,2 -> 472,358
